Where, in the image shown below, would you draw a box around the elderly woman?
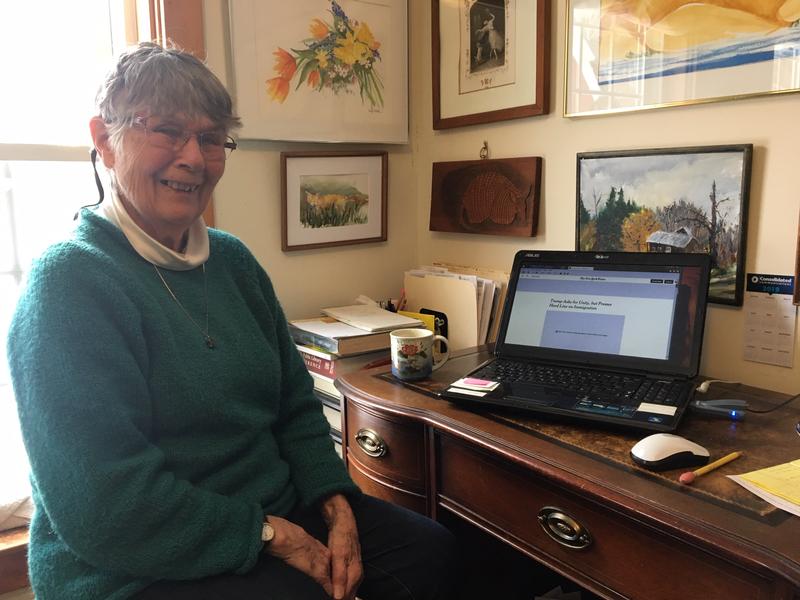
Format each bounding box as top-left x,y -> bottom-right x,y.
7,43 -> 456,600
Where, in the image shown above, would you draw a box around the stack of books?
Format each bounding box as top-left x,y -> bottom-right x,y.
290,304 -> 420,455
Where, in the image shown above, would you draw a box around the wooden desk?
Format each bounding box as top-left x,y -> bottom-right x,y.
337,349 -> 800,600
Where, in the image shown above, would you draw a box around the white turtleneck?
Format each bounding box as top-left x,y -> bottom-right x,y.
98,190 -> 209,271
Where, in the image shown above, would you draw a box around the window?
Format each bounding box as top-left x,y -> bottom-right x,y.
0,4 -> 205,593
1,2 -> 206,521
2,162 -> 108,502
0,3 -> 130,516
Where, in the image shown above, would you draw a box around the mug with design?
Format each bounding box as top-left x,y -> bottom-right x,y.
390,328 -> 449,381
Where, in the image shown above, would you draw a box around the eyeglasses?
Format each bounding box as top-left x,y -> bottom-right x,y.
132,116 -> 237,160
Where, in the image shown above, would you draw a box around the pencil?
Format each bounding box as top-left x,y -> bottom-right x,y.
679,451 -> 742,485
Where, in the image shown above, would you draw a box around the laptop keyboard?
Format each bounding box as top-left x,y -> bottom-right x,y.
472,359 -> 687,415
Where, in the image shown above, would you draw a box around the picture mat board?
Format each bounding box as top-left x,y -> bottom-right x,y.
565,0 -> 800,116
283,154 -> 386,250
228,0 -> 408,143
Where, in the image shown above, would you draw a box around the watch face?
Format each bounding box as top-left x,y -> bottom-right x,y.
261,521 -> 275,543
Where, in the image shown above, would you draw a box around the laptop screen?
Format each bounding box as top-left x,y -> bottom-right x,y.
496,251 -> 711,378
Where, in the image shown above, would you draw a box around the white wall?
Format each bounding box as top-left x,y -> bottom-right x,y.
203,1 -> 420,321
205,1 -> 799,394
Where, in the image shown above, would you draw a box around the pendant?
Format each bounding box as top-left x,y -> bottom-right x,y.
205,336 -> 216,350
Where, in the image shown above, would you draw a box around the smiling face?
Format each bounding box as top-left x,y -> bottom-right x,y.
92,114 -> 226,251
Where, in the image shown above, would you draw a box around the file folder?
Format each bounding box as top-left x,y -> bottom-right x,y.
403,272 -> 478,351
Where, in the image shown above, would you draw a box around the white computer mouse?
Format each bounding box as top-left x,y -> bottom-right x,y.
630,433 -> 710,472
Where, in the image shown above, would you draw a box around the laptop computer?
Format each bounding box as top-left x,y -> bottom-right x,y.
441,250 -> 711,432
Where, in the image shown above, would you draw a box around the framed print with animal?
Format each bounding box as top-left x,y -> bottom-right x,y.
430,156 -> 541,237
229,0 -> 408,143
432,0 -> 550,129
565,0 -> 800,117
576,145 -> 753,305
281,151 -> 388,251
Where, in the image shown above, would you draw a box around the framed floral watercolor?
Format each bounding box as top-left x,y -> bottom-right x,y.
281,151 -> 388,251
576,145 -> 753,305
229,1 -> 408,143
565,0 -> 800,117
432,0 -> 550,130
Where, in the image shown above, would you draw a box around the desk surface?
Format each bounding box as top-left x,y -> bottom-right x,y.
337,348 -> 800,599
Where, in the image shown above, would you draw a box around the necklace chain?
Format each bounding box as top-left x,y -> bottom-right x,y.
152,263 -> 215,349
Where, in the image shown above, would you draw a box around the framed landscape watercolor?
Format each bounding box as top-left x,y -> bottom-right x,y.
229,0 -> 408,143
565,0 -> 800,117
576,145 -> 753,305
281,152 -> 388,251
432,0 -> 550,130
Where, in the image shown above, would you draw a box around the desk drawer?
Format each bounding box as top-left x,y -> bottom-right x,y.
348,456 -> 428,515
438,435 -> 773,600
345,401 -> 426,491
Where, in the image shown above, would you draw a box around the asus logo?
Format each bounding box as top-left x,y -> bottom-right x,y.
594,254 -> 610,260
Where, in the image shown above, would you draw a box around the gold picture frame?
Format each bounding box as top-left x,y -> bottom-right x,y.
564,0 -> 800,117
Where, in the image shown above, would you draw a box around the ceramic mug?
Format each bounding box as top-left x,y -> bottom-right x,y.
390,328 -> 450,381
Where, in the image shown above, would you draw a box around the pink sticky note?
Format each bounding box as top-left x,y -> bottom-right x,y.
463,378 -> 495,387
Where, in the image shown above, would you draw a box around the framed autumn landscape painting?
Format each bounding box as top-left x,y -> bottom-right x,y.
229,0 -> 408,143
576,145 -> 753,305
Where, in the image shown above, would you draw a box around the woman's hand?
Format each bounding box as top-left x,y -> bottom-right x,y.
321,494 -> 363,600
264,515 -> 333,596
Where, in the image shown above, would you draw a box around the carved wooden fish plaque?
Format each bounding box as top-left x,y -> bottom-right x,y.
429,157 -> 541,237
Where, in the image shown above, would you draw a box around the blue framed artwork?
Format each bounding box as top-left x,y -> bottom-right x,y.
565,0 -> 800,116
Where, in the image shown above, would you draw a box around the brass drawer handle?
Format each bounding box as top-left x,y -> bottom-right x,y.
355,428 -> 387,458
537,506 -> 592,550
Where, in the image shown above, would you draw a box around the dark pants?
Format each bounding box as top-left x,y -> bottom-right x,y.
132,494 -> 458,599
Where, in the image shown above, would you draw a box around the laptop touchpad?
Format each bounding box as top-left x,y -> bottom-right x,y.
506,382 -> 564,406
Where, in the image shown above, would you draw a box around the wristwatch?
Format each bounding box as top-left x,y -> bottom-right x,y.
261,518 -> 275,545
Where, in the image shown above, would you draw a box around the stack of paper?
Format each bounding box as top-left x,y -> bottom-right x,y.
728,459 -> 800,517
433,261 -> 510,344
403,263 -> 508,351
321,304 -> 423,332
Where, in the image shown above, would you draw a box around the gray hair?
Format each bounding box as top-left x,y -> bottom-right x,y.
96,42 -> 240,149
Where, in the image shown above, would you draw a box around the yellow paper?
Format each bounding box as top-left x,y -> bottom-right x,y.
739,459 -> 800,505
398,311 -> 435,333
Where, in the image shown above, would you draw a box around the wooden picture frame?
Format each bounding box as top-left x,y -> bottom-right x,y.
565,0 -> 800,117
281,151 -> 388,252
576,145 -> 753,306
432,0 -> 550,130
430,157 -> 541,237
228,1 -> 408,143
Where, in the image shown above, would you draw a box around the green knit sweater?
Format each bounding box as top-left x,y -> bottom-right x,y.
7,210 -> 359,599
